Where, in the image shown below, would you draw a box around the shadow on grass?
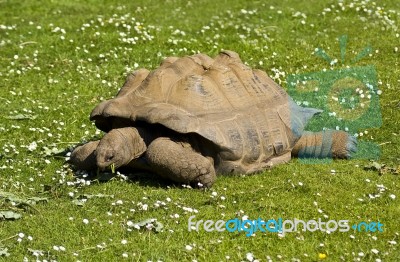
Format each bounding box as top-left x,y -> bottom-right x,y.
72,167 -> 185,189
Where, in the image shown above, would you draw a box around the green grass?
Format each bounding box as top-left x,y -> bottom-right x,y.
1,0 -> 399,261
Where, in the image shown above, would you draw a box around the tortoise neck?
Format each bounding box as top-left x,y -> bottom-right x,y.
135,126 -> 158,146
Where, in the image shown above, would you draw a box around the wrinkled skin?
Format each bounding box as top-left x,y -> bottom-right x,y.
71,127 -> 217,187
95,127 -> 147,170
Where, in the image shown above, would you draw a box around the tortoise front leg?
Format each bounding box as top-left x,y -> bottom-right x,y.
145,137 -> 216,187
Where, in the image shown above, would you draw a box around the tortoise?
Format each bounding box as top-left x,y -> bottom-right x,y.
70,50 -> 357,187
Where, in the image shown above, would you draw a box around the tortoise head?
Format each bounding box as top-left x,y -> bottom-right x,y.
96,127 -> 147,170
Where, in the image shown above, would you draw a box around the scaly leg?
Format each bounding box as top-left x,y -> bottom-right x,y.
145,137 -> 216,187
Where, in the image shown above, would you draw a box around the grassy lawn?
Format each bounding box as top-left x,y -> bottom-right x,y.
1,0 -> 399,261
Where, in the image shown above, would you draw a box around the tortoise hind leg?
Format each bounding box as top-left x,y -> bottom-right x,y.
292,130 -> 357,159
145,138 -> 216,187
